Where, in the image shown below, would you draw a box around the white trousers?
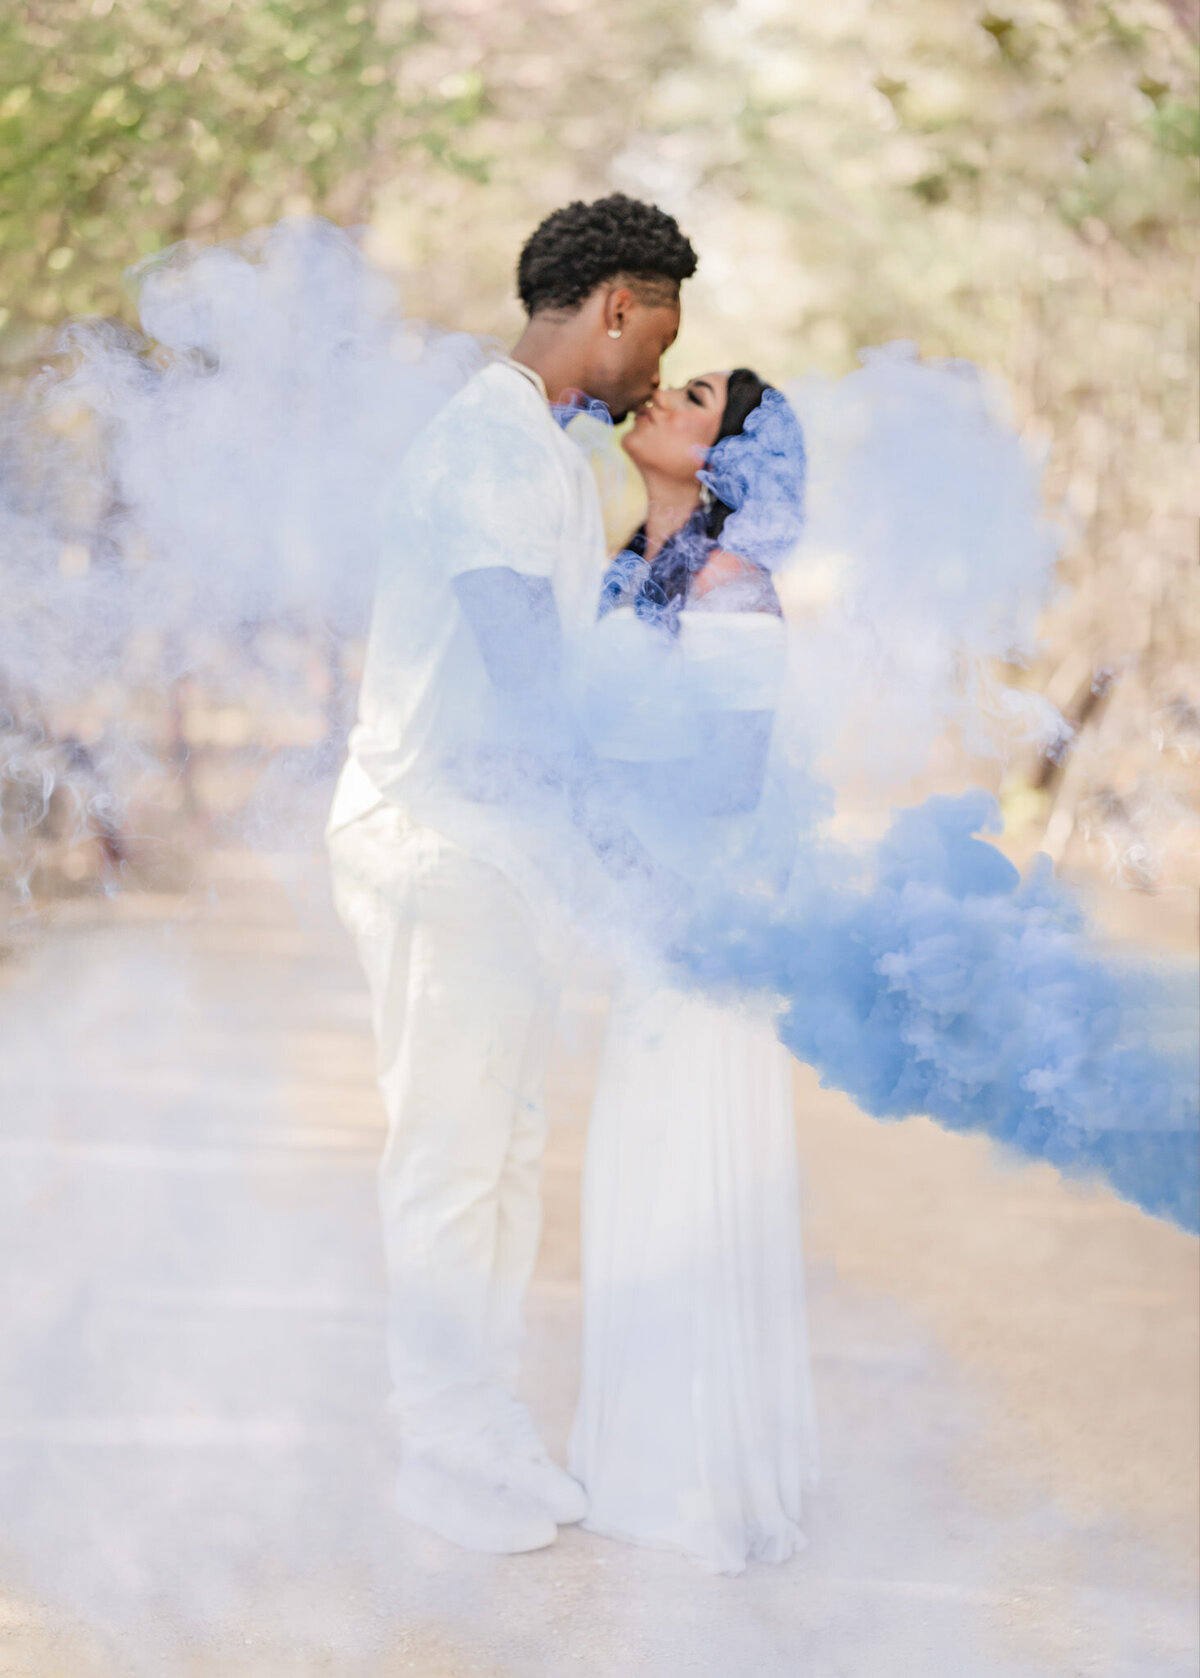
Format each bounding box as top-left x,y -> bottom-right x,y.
328,802 -> 559,1439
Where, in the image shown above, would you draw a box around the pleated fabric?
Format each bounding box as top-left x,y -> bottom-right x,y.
569,970 -> 819,1574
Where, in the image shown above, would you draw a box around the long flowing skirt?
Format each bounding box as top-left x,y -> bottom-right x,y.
569,972 -> 819,1574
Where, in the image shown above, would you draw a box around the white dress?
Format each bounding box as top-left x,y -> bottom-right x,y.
569,607 -> 819,1574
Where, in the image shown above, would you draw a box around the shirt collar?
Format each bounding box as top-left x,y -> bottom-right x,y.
501,357 -> 614,432
501,356 -> 549,403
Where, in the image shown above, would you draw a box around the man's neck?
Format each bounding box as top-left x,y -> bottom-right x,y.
509,316 -> 591,407
641,473 -> 703,563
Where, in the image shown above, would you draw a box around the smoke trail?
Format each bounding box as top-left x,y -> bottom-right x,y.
1,219 -> 1194,1231
677,790 -> 1198,1231
0,218 -> 482,892
561,347 -> 1196,1229
779,346 -> 1072,783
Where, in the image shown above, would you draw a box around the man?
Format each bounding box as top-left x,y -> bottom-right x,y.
327,195 -> 696,1553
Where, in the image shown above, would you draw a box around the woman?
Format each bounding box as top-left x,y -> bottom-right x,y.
569,371 -> 819,1573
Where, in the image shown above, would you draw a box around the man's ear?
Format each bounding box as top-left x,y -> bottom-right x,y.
603,284 -> 638,337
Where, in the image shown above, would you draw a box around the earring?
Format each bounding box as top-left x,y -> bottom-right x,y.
607,327 -> 622,339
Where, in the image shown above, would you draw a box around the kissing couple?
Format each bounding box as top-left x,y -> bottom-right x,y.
327,193 -> 817,1575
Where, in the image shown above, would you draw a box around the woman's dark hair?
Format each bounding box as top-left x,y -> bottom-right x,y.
706,368 -> 775,542
517,194 -> 698,316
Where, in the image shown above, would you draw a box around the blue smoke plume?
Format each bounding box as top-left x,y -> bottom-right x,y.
698,386 -> 807,569
1,220 -> 1194,1234
677,791 -> 1198,1231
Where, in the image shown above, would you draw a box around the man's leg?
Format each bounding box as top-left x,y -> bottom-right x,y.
375,828 -> 555,1417
477,979 -> 588,1526
487,979 -> 557,1392
329,808 -> 564,1548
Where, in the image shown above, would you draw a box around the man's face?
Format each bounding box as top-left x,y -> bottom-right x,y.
585,295 -> 681,423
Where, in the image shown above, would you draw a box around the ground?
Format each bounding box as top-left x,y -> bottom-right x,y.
0,848 -> 1195,1677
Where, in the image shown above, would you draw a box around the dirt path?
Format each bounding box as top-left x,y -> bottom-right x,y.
0,853 -> 1195,1677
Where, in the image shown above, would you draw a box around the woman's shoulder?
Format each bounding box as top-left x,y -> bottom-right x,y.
691,548 -> 753,593
688,549 -> 782,617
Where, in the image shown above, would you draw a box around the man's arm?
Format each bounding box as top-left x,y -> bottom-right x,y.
452,567 -> 562,705
454,565 -> 692,922
450,565 -> 574,790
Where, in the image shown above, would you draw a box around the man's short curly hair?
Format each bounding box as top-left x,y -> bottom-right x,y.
517,193 -> 697,316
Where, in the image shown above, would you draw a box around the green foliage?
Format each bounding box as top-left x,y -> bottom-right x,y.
0,0 -> 485,349
0,0 -> 1195,879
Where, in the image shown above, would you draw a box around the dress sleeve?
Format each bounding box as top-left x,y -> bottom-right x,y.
676,612 -> 787,712
579,610 -> 788,763
579,607 -> 694,761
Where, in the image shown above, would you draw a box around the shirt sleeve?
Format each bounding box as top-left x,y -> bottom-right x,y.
414,384 -> 564,580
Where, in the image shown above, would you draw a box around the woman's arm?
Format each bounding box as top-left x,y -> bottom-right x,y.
681,549 -> 781,812
690,547 -> 778,608
619,710 -> 775,817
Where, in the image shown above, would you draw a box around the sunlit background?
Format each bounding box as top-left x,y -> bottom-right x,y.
0,9 -> 1197,1673
1,0 -> 1197,922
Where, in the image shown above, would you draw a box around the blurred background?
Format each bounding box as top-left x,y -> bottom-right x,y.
0,0 -> 1197,933
0,10 -> 1197,1674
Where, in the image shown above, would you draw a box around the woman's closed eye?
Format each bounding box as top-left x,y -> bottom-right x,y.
687,387 -> 704,406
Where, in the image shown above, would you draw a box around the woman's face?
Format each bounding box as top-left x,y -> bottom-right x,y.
622,371 -> 729,484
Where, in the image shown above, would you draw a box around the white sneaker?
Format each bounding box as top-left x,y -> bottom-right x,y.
506,1452 -> 588,1525
395,1445 -> 557,1554
485,1393 -> 588,1526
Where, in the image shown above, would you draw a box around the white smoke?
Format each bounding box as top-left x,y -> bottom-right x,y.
778,345 -> 1071,786
0,217 -> 1193,1230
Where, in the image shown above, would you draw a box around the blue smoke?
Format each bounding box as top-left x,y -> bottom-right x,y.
698,387 -> 807,569
677,791 -> 1199,1231
3,221 -> 1194,1236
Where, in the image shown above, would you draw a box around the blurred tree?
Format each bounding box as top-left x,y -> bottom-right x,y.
0,0 -> 488,355
0,0 -> 1196,886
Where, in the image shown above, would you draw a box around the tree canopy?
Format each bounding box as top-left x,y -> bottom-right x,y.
0,0 -> 1196,887
0,0 -> 488,348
